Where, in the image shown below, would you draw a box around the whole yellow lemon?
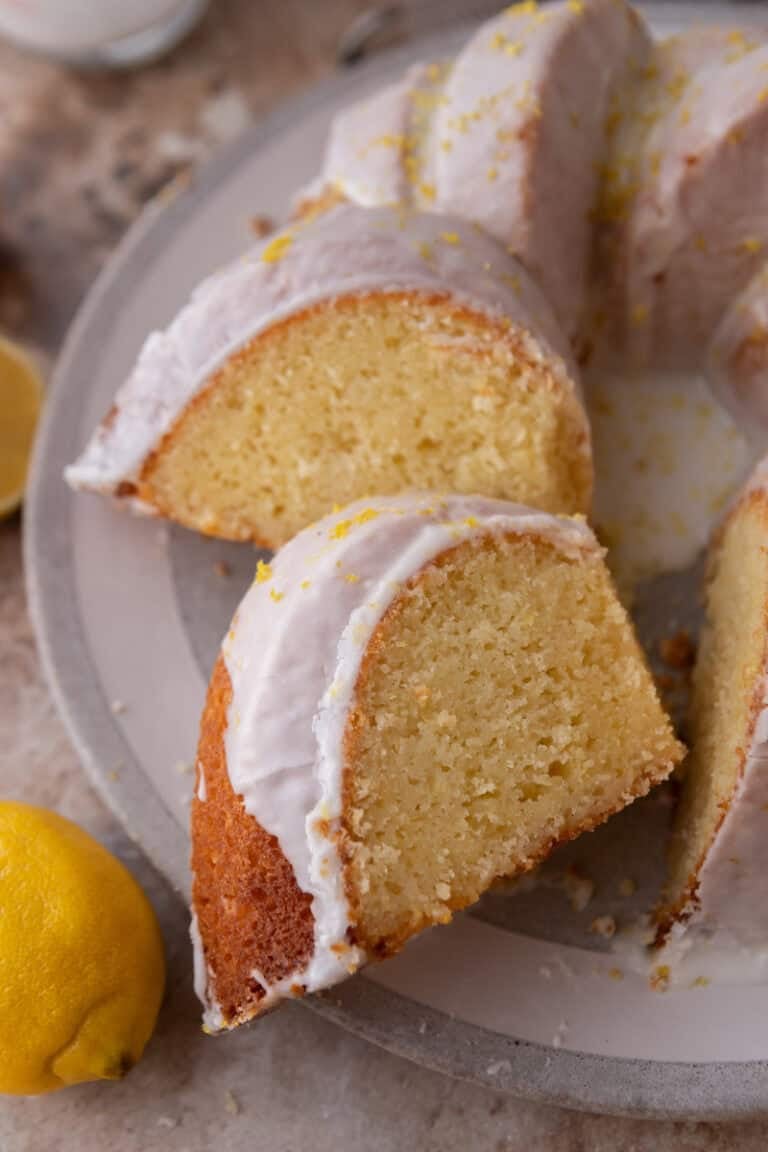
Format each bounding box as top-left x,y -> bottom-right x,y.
0,802 -> 165,1094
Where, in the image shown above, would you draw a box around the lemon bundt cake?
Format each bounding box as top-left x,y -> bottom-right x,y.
190,493 -> 683,1029
707,262 -> 768,439
656,460 -> 768,947
66,205 -> 591,546
598,25 -> 768,369
301,0 -> 649,337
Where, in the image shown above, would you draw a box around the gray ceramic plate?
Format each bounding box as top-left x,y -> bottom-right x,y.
25,4 -> 768,1119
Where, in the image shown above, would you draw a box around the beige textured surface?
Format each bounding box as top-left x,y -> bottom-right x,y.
0,1 -> 766,1145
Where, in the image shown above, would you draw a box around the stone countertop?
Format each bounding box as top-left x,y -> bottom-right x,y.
0,2 -> 766,1147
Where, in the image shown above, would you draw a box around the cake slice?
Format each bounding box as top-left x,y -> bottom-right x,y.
190,493 -> 683,1029
656,460 -> 768,947
65,205 -> 591,547
301,0 -> 650,337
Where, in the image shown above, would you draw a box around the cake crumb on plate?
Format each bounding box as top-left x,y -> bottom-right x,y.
589,915 -> 617,939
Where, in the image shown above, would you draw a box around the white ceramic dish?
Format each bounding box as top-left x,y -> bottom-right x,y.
25,4 -> 768,1118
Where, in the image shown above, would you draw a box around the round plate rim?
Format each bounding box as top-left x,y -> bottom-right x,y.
23,6 -> 768,1120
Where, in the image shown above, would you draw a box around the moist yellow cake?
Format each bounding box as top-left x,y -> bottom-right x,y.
656,459 -> 768,947
65,206 -> 591,548
190,493 -> 683,1029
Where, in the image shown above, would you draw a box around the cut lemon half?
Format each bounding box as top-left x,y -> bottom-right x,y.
0,336 -> 43,518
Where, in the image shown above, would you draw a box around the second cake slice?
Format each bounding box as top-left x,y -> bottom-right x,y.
66,205 -> 591,547
191,493 -> 683,1029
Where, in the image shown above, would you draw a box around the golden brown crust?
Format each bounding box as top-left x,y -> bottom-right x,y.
190,657 -> 314,1026
341,532 -> 679,959
114,480 -> 139,499
135,289 -> 591,546
654,488 -> 768,946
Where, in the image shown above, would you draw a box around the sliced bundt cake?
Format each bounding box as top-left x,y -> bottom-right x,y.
656,459 -> 768,947
66,206 -> 591,547
597,24 -> 768,369
190,493 -> 683,1029
301,0 -> 650,336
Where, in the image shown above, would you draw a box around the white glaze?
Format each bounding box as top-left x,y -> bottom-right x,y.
309,0 -> 650,337
314,60 -> 447,210
190,911 -> 224,1032
707,262 -> 768,443
598,25 -> 768,370
65,203 -> 580,502
192,493 -> 596,1022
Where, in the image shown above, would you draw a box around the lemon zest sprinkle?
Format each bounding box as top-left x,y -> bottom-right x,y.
504,0 -> 537,15
261,233 -> 293,263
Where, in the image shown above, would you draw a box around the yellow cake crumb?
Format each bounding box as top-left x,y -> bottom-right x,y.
589,915 -> 616,939
563,864 -> 594,912
224,1090 -> 240,1116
